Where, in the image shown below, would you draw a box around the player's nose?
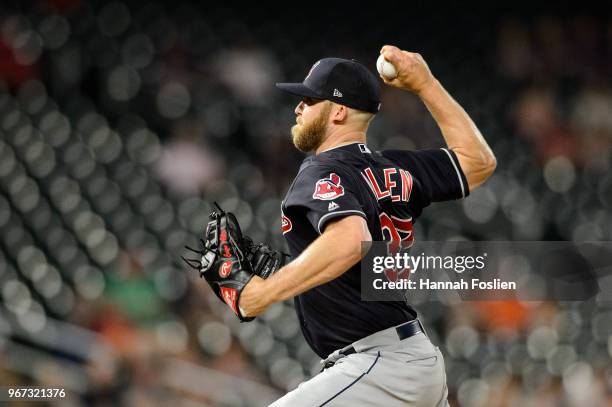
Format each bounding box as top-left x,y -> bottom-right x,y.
295,101 -> 304,115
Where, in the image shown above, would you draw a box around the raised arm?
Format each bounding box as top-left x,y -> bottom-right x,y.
379,45 -> 496,191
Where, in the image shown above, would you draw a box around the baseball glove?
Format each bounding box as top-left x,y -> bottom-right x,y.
182,203 -> 289,322
243,235 -> 290,279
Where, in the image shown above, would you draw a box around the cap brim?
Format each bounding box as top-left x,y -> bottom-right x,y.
275,82 -> 322,99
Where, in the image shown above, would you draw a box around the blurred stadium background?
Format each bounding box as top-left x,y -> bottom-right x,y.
0,1 -> 611,406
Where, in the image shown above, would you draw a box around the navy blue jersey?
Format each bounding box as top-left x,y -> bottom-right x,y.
281,142 -> 469,358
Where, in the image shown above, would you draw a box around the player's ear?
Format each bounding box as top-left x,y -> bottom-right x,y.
331,103 -> 348,123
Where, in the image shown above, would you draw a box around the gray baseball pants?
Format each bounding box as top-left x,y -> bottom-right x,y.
270,322 -> 450,406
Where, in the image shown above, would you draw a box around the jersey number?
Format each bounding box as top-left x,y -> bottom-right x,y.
379,213 -> 414,282
379,213 -> 414,253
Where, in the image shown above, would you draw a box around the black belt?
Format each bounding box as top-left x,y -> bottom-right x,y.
324,319 -> 424,368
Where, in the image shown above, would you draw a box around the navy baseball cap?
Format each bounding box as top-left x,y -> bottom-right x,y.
276,58 -> 381,113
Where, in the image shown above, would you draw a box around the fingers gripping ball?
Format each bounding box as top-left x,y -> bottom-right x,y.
182,203 -> 289,321
379,45 -> 435,93
377,54 -> 397,80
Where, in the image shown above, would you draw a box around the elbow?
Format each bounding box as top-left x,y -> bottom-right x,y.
354,222 -> 372,259
350,231 -> 371,263
471,144 -> 497,175
323,216 -> 371,280
332,231 -> 370,279
464,152 -> 497,191
320,248 -> 362,282
483,152 -> 497,178
340,227 -> 370,270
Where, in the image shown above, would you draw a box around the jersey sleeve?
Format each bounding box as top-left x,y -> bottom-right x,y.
381,148 -> 469,202
285,164 -> 367,234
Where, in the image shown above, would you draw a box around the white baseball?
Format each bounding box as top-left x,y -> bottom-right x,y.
377,54 -> 397,79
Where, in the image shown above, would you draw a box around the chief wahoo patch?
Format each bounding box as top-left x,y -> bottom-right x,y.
313,173 -> 345,201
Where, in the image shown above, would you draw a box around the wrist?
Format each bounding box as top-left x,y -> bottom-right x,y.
416,77 -> 439,98
238,275 -> 264,317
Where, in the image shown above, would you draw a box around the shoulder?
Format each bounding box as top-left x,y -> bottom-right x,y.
295,159 -> 353,185
286,159 -> 363,204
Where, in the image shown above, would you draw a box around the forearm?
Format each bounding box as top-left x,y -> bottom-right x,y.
266,232 -> 362,303
418,79 -> 496,189
239,216 -> 370,317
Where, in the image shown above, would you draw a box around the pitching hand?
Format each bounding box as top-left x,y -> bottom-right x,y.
379,45 -> 435,94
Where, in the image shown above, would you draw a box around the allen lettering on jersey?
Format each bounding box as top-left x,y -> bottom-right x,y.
362,167 -> 413,202
313,173 -> 345,200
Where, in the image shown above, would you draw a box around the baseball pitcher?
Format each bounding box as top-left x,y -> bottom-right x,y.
185,45 -> 496,406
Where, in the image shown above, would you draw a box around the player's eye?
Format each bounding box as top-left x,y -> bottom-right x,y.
303,97 -> 323,106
